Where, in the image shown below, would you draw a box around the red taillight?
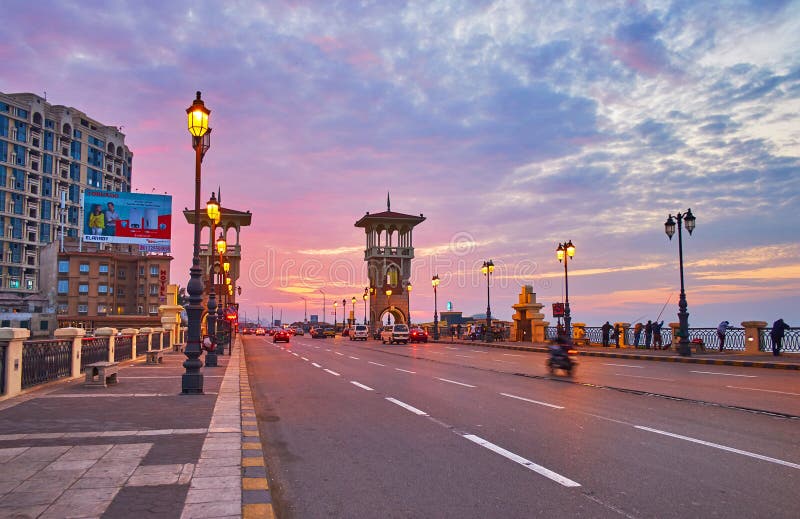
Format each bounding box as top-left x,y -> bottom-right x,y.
567,349 -> 578,355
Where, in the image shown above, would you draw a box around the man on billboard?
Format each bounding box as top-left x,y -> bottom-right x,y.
104,202 -> 120,236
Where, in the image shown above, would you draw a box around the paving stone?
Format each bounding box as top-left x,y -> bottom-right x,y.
0,478 -> 22,494
180,498 -> 240,519
57,444 -> 114,461
39,487 -> 120,519
102,442 -> 152,460
0,446 -> 29,463
0,487 -> 66,507
0,504 -> 48,519
44,459 -> 97,472
0,461 -> 49,482
127,464 -> 184,486
102,483 -> 189,518
189,475 -> 240,489
12,445 -> 71,463
141,434 -> 203,466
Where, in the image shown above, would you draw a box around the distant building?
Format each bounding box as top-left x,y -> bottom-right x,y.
40,238 -> 170,330
0,91 -> 132,301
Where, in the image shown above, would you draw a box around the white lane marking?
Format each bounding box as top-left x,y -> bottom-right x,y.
312,363 -> 322,368
690,370 -> 757,378
429,352 -> 445,355
470,350 -> 488,354
455,354 -> 473,359
503,353 -> 523,357
446,347 -> 458,350
369,361 -> 386,367
493,359 -> 513,364
437,377 -> 476,388
726,385 -> 800,396
603,363 -> 643,368
635,426 -> 800,470
335,352 -> 344,356
463,434 -> 581,487
301,357 -> 309,362
349,356 -> 360,360
325,349 -> 331,352
500,393 -> 564,409
386,397 -> 428,416
324,369 -> 340,376
291,352 -> 299,357
395,368 -> 416,374
350,381 -> 374,391
614,373 -> 675,382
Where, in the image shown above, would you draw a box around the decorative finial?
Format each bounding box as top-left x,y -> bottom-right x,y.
387,191 -> 391,212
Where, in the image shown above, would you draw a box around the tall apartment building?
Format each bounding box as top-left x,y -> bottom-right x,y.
0,91 -> 132,308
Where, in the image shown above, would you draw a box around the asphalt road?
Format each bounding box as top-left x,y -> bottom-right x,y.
244,335 -> 800,519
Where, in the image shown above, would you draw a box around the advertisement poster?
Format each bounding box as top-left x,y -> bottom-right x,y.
83,190 -> 172,252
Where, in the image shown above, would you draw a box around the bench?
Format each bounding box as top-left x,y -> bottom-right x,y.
145,348 -> 165,364
85,362 -> 119,388
173,342 -> 185,353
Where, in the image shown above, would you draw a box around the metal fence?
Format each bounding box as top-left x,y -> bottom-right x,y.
137,334 -> 149,352
116,335 -> 133,361
81,337 -> 110,373
0,343 -> 6,395
545,326 -> 559,341
759,327 -> 799,353
162,332 -> 169,349
21,339 -> 73,389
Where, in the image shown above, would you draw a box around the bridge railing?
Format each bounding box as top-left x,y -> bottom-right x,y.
21,339 -> 73,389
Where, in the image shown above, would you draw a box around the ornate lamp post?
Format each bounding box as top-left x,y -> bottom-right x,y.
182,91 -> 210,395
385,288 -> 392,325
406,283 -> 412,325
319,289 -> 326,327
432,275 -> 440,341
216,236 -> 228,354
362,288 -> 368,326
342,299 -> 346,330
556,240 -> 575,345
351,296 -> 356,326
333,301 -> 338,332
203,193 -> 220,367
481,260 -> 495,343
665,208 -> 696,357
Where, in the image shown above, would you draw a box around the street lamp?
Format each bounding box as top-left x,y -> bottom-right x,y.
333,301 -> 338,331
556,240 -> 575,345
481,260 -> 495,342
406,283 -> 412,325
432,275 -> 440,341
665,208 -> 696,357
319,289 -> 326,327
204,194 -> 221,368
183,91 -> 210,395
385,288 -> 392,325
342,299 -> 346,330
351,296 -> 356,326
362,289 -> 368,326
215,234 -> 228,355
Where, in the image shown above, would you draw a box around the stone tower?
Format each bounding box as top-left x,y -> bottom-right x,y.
355,195 -> 425,332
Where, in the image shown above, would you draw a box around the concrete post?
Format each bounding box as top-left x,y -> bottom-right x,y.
741,321 -> 767,355
94,327 -> 117,363
138,327 -> 153,352
121,328 -> 139,358
615,322 -> 630,348
669,323 -> 681,351
161,316 -> 176,350
0,328 -> 31,399
54,327 -> 86,378
152,327 -> 164,350
572,322 -> 586,344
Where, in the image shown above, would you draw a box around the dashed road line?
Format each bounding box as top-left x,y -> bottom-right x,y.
691,370 -> 756,378
437,377 -> 476,388
350,381 -> 374,391
369,361 -> 386,367
349,356 -> 360,360
455,354 -> 473,358
386,397 -> 428,416
613,373 -> 675,382
324,369 -> 341,376
335,352 -> 344,356
500,393 -> 564,409
312,363 -> 322,368
395,368 -> 416,374
726,385 -> 800,396
603,363 -> 643,368
301,357 -> 309,361
503,353 -> 523,357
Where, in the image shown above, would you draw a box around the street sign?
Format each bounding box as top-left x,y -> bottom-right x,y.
310,315 -> 319,323
552,303 -> 565,317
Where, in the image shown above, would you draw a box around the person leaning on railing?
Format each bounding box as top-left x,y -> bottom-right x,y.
770,319 -> 791,356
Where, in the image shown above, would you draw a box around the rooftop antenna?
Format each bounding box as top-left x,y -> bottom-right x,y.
387,191 -> 391,211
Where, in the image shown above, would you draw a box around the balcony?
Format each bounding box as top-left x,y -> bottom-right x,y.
364,246 -> 413,260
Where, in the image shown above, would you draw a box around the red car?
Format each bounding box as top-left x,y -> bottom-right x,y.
409,328 -> 429,343
273,329 -> 291,343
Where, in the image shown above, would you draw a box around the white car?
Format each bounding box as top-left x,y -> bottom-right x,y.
380,324 -> 409,344
350,325 -> 369,341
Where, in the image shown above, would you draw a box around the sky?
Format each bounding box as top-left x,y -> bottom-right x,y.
2,0 -> 799,327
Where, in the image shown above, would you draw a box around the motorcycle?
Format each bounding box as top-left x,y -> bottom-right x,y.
547,344 -> 578,376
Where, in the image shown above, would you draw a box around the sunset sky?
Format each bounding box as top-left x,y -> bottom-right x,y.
3,1 -> 799,327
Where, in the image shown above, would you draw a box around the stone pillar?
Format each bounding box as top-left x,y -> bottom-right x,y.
121,328 -> 139,358
741,321 -> 767,355
0,328 -> 31,399
161,317 -> 176,350
153,328 -> 164,350
139,327 -> 153,352
669,323 -> 681,351
615,322 -> 630,348
54,327 -> 86,378
95,327 -> 117,363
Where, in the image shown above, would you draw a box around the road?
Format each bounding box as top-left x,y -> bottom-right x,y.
244,335 -> 800,518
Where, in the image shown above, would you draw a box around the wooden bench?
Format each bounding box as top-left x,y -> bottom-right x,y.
85,362 -> 119,388
145,348 -> 165,364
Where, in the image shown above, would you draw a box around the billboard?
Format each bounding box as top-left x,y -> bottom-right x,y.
83,190 -> 172,252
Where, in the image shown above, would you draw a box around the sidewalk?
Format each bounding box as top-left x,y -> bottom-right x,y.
435,339 -> 800,370
0,337 -> 274,518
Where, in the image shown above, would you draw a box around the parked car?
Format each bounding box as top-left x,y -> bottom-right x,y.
255,327 -> 266,336
350,325 -> 369,341
311,328 -> 325,339
293,327 -> 305,336
409,328 -> 429,343
381,324 -> 409,344
273,329 -> 291,343
323,327 -> 336,338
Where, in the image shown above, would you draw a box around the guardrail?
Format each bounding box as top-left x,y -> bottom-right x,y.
162,331 -> 169,349
759,327 -> 799,353
80,337 -> 110,373
116,335 -> 133,361
136,334 -> 148,352
21,339 -> 73,389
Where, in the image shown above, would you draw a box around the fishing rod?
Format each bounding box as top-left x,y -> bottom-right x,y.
655,293 -> 673,322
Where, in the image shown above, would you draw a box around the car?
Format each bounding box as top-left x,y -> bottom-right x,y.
293,327 -> 305,336
342,328 -> 350,337
350,325 -> 369,341
381,324 -> 409,344
255,327 -> 266,336
323,327 -> 336,338
409,328 -> 429,343
268,328 -> 278,336
311,328 -> 326,339
242,328 -> 252,335
273,329 -> 291,343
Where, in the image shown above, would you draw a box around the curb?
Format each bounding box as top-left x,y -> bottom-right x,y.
432,340 -> 800,370
239,341 -> 277,519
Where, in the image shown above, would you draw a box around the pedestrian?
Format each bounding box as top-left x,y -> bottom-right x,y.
556,322 -> 565,342
633,322 -> 643,348
202,334 -> 215,352
104,201 -> 120,236
88,204 -> 104,236
456,323 -> 462,340
717,320 -> 730,351
644,320 -> 653,349
653,320 -> 664,349
770,319 -> 791,356
601,321 -> 612,347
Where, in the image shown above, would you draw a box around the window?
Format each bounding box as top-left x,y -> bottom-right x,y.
9,279 -> 20,289
139,266 -> 145,277
149,283 -> 158,295
148,304 -> 159,314
138,285 -> 144,296
78,304 -> 88,314
57,303 -> 67,314
97,304 -> 107,314
137,305 -> 144,314
26,279 -> 34,290
99,264 -> 109,274
79,263 -> 89,273
58,260 -> 69,273
150,265 -> 159,276
98,284 -> 108,294
117,268 -> 125,279
78,284 -> 89,294
39,320 -> 49,331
